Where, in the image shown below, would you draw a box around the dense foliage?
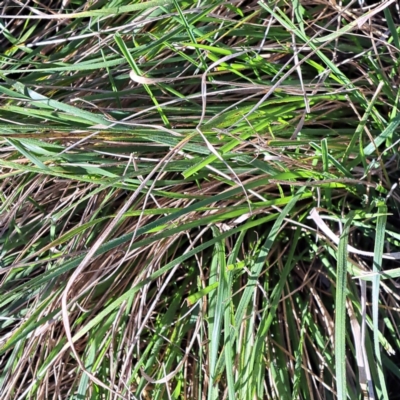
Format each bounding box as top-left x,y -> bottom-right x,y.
1,0 -> 400,398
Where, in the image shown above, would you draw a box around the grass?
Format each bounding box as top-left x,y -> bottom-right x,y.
0,0 -> 400,398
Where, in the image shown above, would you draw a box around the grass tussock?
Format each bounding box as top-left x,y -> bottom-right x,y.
1,0 -> 400,399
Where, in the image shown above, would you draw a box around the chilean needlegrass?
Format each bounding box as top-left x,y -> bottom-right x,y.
1,0 -> 400,399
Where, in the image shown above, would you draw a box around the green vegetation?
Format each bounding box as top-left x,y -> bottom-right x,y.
1,0 -> 400,398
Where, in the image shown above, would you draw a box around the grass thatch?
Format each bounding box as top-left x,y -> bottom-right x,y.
1,0 -> 400,399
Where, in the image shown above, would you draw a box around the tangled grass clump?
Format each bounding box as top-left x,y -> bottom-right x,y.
0,0 -> 400,398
